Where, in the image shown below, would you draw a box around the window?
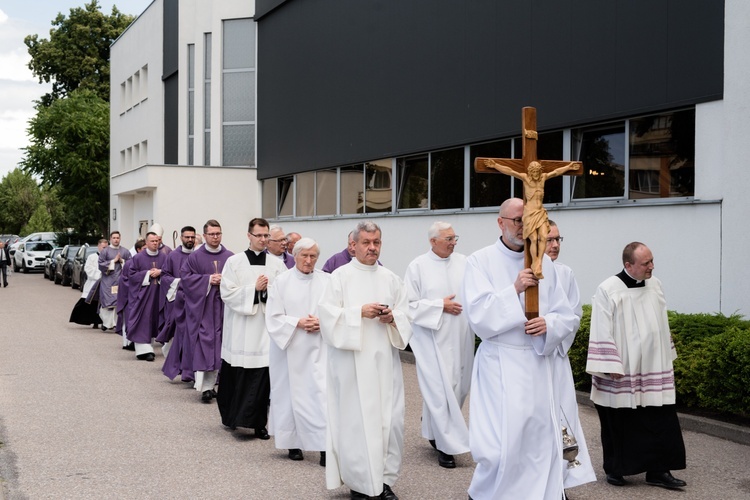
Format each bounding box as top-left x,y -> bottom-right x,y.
316,169 -> 337,216
629,109 -> 694,198
571,124 -> 626,200
204,33 -> 212,166
397,155 -> 428,210
187,44 -> 195,165
222,19 -> 255,166
262,179 -> 276,219
364,160 -> 393,213
470,139 -> 513,207
340,165 -> 364,215
296,171 -> 315,217
431,147 -> 464,209
278,176 -> 294,217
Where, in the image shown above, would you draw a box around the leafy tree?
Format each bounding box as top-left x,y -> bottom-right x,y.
21,205 -> 54,234
0,169 -> 42,234
22,89 -> 110,237
24,0 -> 134,105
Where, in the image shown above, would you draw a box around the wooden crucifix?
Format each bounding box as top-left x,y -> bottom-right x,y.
474,107 -> 582,319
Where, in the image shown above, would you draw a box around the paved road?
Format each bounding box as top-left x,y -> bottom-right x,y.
1,271 -> 749,499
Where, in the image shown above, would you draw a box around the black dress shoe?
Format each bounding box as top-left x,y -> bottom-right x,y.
288,448 -> 304,461
101,325 -> 108,332
605,474 -> 627,486
255,427 -> 270,440
136,352 -> 155,362
645,471 -> 686,489
201,390 -> 213,403
319,451 -> 326,467
350,491 -> 371,500
380,484 -> 398,500
122,343 -> 135,351
209,389 -> 218,398
438,450 -> 456,469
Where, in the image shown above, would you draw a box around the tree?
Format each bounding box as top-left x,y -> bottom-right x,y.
24,0 -> 134,105
0,169 -> 42,234
22,89 -> 110,237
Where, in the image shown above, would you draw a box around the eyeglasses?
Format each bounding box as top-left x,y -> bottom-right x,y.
501,217 -> 524,227
183,236 -> 196,240
205,232 -> 222,237
268,238 -> 285,243
435,236 -> 459,243
250,233 -> 271,239
546,236 -> 564,244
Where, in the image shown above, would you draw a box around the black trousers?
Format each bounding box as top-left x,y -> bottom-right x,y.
596,403 -> 686,476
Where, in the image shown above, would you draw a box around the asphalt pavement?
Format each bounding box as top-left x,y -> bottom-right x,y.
1,271 -> 749,499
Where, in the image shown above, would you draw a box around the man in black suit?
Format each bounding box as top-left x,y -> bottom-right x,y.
0,240 -> 10,287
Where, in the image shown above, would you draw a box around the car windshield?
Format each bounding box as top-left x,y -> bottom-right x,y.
28,242 -> 53,252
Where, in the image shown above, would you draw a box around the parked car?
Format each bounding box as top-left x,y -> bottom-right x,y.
44,247 -> 63,280
71,245 -> 98,290
54,245 -> 80,286
13,241 -> 54,273
9,232 -> 56,257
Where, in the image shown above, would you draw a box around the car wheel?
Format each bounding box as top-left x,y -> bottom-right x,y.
13,260 -> 19,272
54,273 -> 61,285
22,262 -> 29,274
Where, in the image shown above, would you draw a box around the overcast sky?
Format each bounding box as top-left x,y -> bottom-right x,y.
0,0 -> 153,180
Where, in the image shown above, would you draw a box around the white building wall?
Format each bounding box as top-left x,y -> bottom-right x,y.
720,0 -> 750,316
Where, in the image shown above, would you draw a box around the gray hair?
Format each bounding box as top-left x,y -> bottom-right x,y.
352,221 -> 381,242
269,224 -> 283,233
292,237 -> 319,257
428,221 -> 452,239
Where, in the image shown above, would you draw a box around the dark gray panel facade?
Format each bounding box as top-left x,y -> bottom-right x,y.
256,0 -> 724,179
163,0 -> 179,164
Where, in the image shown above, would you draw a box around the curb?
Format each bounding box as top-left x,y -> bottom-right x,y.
400,350 -> 750,447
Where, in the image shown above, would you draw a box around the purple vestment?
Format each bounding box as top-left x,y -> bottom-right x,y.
98,246 -> 131,308
181,245 -> 234,372
158,246 -> 194,381
115,259 -> 133,334
322,248 -> 352,273
125,250 -> 168,344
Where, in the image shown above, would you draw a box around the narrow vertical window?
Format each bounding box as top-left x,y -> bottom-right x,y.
187,44 -> 195,165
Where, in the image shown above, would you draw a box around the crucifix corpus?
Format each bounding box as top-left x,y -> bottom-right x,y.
474,107 -> 582,319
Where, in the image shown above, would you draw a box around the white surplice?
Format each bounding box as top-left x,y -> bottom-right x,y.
220,251 -> 287,368
462,239 -> 588,500
403,250 -> 473,455
318,259 -> 412,497
80,252 -> 102,299
266,267 -> 330,451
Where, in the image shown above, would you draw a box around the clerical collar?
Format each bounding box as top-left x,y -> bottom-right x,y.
499,237 -> 523,253
616,269 -> 645,288
429,249 -> 450,261
110,245 -> 120,250
351,258 -> 378,271
145,248 -> 158,257
293,267 -> 314,279
180,246 -> 194,254
205,244 -> 222,254
249,248 -> 264,256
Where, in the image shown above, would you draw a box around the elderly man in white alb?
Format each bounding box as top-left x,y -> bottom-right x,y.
462,198 -> 590,500
318,221 -> 412,500
266,237 -> 330,465
544,220 -> 597,492
403,221 -> 473,469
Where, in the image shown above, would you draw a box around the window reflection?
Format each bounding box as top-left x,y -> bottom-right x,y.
629,109 -> 694,198
470,140 -> 512,207
316,169 -> 337,216
431,148 -> 464,210
363,160 -> 392,213
340,165 -> 364,215
262,179 -> 276,219
572,124 -> 626,199
397,155 -> 428,210
278,176 -> 294,216
296,172 -> 315,217
537,131 -> 564,204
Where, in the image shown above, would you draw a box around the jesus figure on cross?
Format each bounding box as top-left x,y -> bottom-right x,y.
483,158 -> 580,278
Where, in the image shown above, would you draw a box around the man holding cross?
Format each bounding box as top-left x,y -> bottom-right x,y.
462,197 -> 589,500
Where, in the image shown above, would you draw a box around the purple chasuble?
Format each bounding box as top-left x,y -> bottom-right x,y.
159,247 -> 194,381
98,246 -> 131,308
181,245 -> 234,372
322,248 -> 352,273
125,250 -> 168,344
